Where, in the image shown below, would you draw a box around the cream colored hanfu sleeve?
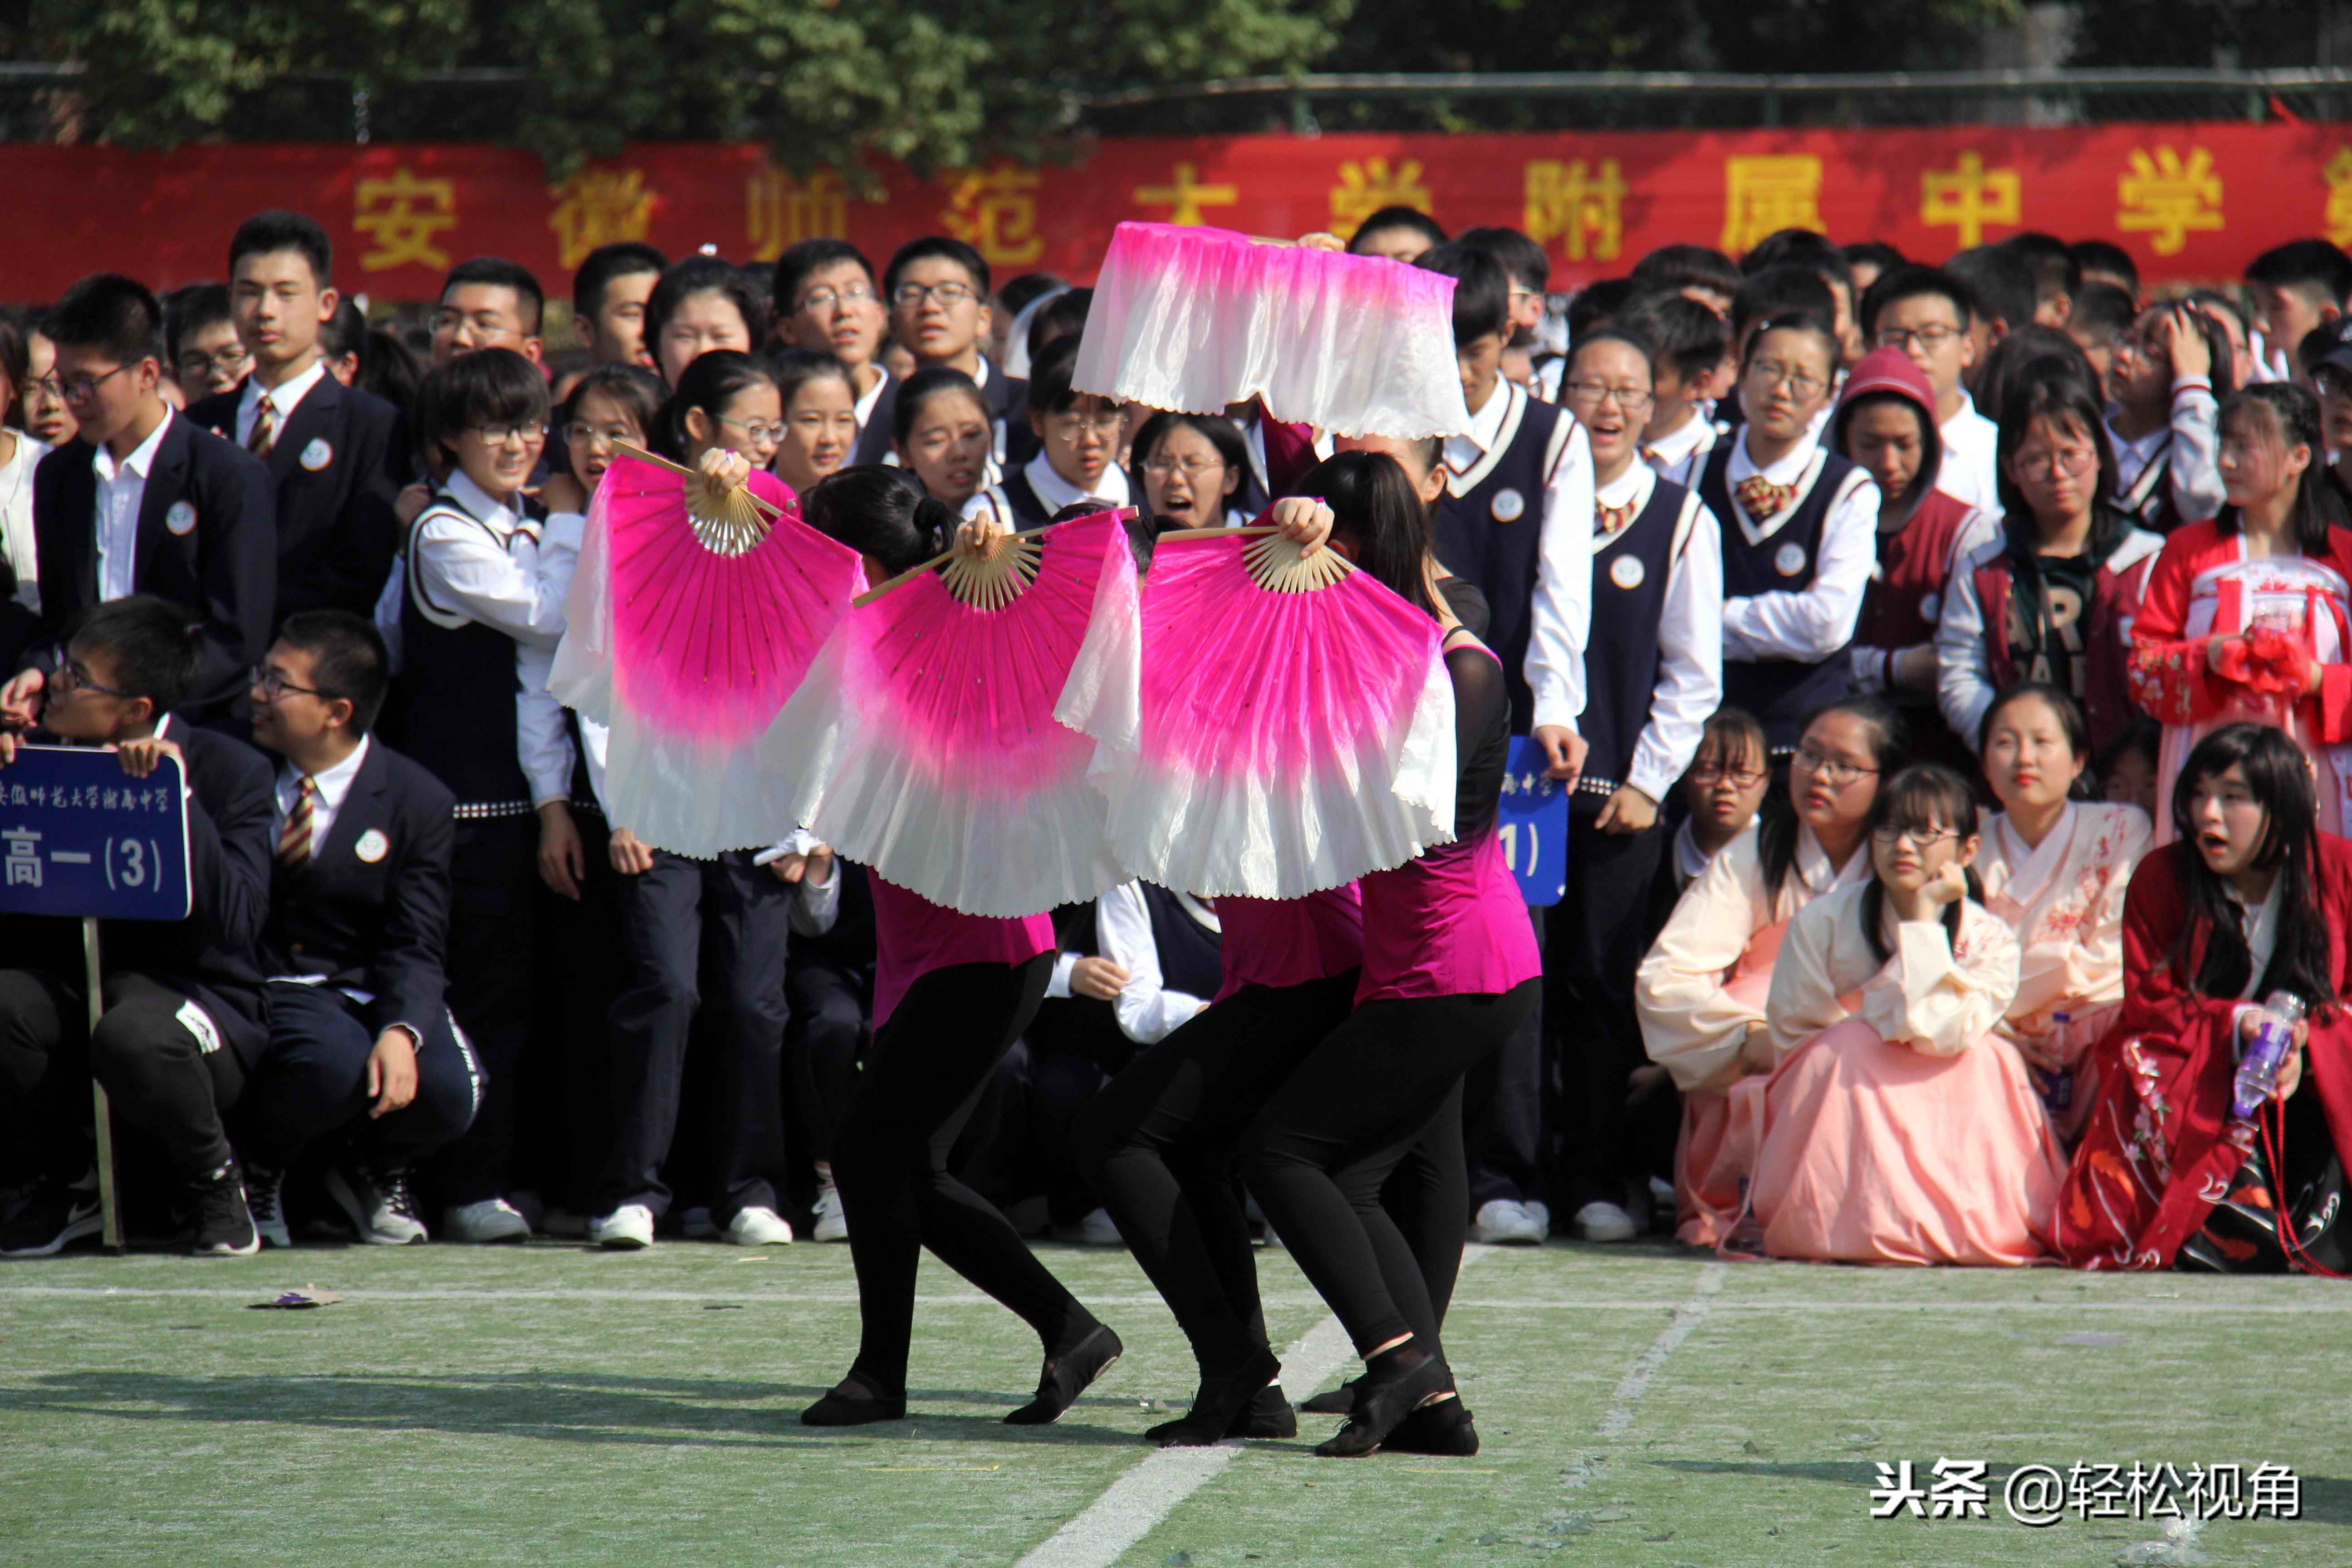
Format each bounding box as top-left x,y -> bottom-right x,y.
1637,827 -> 1770,1093
1859,901 -> 2020,1058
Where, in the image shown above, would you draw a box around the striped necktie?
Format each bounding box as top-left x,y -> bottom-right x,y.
1595,498 -> 1639,537
278,776 -> 315,869
248,393 -> 278,459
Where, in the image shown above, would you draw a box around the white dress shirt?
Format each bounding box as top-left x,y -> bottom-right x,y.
2106,376 -> 2224,524
1045,883 -> 1220,1045
517,510 -> 586,809
1937,394 -> 2001,514
235,359 -> 329,448
853,368 -> 889,446
1642,409 -> 1722,493
1446,380 -> 1595,734
1719,431 -> 1880,664
0,431 -> 48,613
92,408 -> 175,603
1592,462 -> 1725,803
408,470 -> 564,647
960,450 -> 1132,526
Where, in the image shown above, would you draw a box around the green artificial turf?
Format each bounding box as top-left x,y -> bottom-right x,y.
2,1238 -> 2345,1566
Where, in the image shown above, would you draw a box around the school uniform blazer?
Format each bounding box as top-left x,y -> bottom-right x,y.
259,739 -> 456,1039
23,421 -> 276,729
190,377 -> 403,625
0,724 -> 277,1064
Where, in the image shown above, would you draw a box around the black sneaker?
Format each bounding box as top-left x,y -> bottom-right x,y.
326,1163 -> 429,1245
187,1158 -> 260,1257
245,1161 -> 291,1249
0,1181 -> 103,1257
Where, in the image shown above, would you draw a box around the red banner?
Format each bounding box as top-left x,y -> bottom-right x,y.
5,123 -> 2350,306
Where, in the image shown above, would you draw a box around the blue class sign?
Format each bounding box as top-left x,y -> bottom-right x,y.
0,745 -> 192,921
1497,735 -> 1569,907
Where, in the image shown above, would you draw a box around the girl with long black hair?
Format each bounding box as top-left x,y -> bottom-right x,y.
1234,450 -> 1544,1458
2051,722 -> 2352,1274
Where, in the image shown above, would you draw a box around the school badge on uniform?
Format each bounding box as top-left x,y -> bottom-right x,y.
1609,554 -> 1646,590
1490,488 -> 1526,523
300,439 -> 333,471
355,829 -> 389,863
1774,542 -> 1808,577
165,501 -> 197,536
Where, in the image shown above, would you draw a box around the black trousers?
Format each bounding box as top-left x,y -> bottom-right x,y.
784,952 -> 869,1169
0,967 -> 246,1184
1546,806 -> 1678,1212
231,983 -> 480,1171
1240,981 -> 1541,1359
1465,909 -> 1546,1209
832,953 -> 1088,1394
429,816 -> 541,1207
1073,972 -> 1357,1374
594,848 -> 791,1220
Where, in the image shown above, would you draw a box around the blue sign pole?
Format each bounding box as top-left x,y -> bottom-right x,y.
1,744 -> 196,1254
1498,735 -> 1572,906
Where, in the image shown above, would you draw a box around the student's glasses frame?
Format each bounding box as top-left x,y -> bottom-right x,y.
1872,324 -> 1963,354
2013,448 -> 2098,483
1562,381 -> 1657,413
1140,456 -> 1226,476
890,282 -> 977,309
55,363 -> 133,403
52,658 -> 133,699
176,347 -> 255,379
1744,360 -> 1827,400
796,284 -> 877,312
1688,760 -> 1767,787
1869,824 -> 1963,847
1790,746 -> 1877,786
718,414 -> 789,445
470,423 -> 547,447
249,665 -> 333,703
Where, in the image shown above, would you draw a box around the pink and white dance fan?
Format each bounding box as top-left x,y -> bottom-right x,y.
1072,222 -> 1471,439
1059,522 -> 1459,898
761,509 -> 1144,917
549,448 -> 866,857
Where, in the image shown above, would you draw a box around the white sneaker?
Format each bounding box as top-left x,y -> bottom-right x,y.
1470,1198 -> 1546,1245
589,1203 -> 655,1250
326,1165 -> 429,1246
725,1205 -> 794,1245
1524,1200 -> 1553,1241
1573,1199 -> 1640,1243
811,1181 -> 848,1243
442,1198 -> 531,1244
245,1163 -> 292,1250
1054,1208 -> 1123,1247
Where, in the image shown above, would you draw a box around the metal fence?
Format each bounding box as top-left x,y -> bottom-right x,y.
1,64 -> 2349,148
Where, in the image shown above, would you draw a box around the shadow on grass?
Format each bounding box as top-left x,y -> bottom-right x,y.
0,1369 -> 1150,1451
1650,1460 -> 2352,1528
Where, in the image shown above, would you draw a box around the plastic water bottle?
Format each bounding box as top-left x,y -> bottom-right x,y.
2232,992 -> 2307,1121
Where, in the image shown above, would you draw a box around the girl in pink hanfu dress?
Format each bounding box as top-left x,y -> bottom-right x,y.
1974,684 -> 2153,1147
2128,384 -> 2352,846
1743,763 -> 2061,1266
1635,696 -> 1901,1247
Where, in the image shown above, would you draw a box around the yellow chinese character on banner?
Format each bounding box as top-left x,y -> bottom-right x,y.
2116,146 -> 2223,256
1720,156 -> 1824,255
941,166 -> 1045,267
1919,152 -> 2020,250
746,168 -> 851,262
1523,159 -> 1626,263
547,168 -> 657,271
2323,148 -> 2352,249
1328,158 -> 1433,241
353,169 -> 457,273
1132,162 -> 1238,227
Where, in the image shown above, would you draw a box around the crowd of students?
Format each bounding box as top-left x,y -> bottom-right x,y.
5,206 -> 2352,1354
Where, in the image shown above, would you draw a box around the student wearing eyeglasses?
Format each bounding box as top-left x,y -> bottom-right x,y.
880,237 -> 1036,479
772,241 -> 896,466
1859,267 -> 1999,513
960,337 -> 1130,532
1,274 -> 274,737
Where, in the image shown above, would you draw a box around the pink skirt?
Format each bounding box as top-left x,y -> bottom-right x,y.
1744,1017 -> 2067,1266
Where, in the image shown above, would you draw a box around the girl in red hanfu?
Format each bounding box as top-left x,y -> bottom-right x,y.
2127,384 -> 2352,845
2046,723 -> 2352,1274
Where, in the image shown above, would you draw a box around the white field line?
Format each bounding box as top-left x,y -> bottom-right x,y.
1011,1250 -> 1490,1568
1595,1260 -> 1728,1441
0,1283 -> 2328,1313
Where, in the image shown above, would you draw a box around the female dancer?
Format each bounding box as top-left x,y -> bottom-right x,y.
1235,451 -> 1544,1459
2049,722 -> 2352,1272
1973,684 -> 2151,1146
784,466 -> 1116,1426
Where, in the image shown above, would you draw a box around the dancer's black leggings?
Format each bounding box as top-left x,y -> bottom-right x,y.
832,953 -> 1088,1394
1239,981 -> 1541,1359
1071,972 -> 1358,1375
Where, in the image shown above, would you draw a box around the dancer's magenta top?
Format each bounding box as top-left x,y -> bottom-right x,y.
868,876 -> 1054,1029
1215,887 -> 1366,1000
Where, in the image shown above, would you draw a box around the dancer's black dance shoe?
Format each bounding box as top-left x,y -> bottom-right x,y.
1145,1348 -> 1281,1447
1298,1378 -> 1357,1415
1228,1382 -> 1298,1439
800,1376 -> 907,1426
1314,1344 -> 1449,1458
1382,1394 -> 1479,1456
1006,1323 -> 1124,1425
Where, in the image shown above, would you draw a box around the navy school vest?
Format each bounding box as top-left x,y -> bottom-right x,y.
1580,478 -> 1698,799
